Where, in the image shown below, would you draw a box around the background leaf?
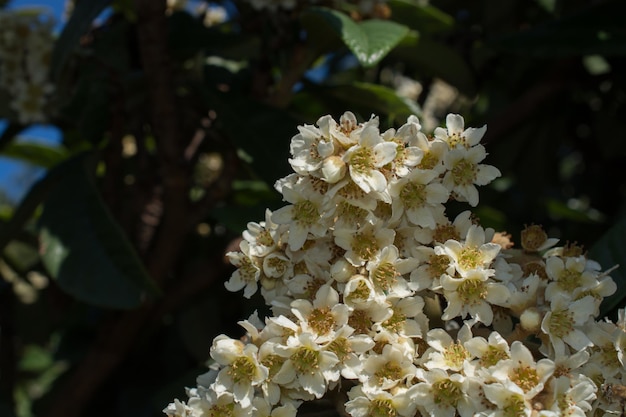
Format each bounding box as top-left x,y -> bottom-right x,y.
0,142 -> 67,169
37,154 -> 159,310
50,0 -> 111,81
302,7 -> 409,67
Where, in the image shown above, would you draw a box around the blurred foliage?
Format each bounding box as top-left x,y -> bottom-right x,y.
0,0 -> 626,416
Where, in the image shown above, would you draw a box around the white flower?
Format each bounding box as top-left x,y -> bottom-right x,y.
544,255 -> 603,301
413,368 -> 479,417
271,183 -> 327,251
252,397 -> 298,417
290,285 -> 349,343
243,209 -> 280,257
442,144 -> 500,206
360,343 -> 416,391
334,221 -> 395,266
422,326 -> 473,372
438,224 -> 501,276
441,269 -> 510,326
373,295 -> 426,338
365,245 -> 417,297
542,376 -> 596,416
388,169 -> 449,228
541,294 -> 595,355
210,335 -> 268,407
381,116 -> 424,177
464,331 -> 511,372
288,119 -> 335,176
434,113 -> 487,149
188,390 -> 253,417
489,341 -> 554,399
342,121 -> 397,193
163,399 -> 193,417
482,381 -> 532,417
414,209 -> 474,245
273,332 -> 340,398
226,240 -> 261,298
345,385 -> 419,417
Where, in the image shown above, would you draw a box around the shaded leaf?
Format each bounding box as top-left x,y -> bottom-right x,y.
302,7 -> 409,67
319,81 -> 421,124
38,153 -> 159,310
0,142 -> 67,169
388,0 -> 454,34
589,216 -> 626,317
50,0 -> 111,81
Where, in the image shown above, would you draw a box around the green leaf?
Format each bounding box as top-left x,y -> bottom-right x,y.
302,7 -> 409,67
317,81 -> 421,125
390,33 -> 477,96
388,0 -> 454,34
0,142 -> 68,168
38,153 -> 159,309
50,0 -> 111,81
589,216 -> 626,317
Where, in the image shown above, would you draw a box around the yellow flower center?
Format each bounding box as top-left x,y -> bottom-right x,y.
443,341 -> 470,369
479,345 -> 509,368
291,346 -> 319,374
451,159 -> 476,186
352,230 -> 379,261
349,147 -> 375,174
457,278 -> 488,304
432,379 -> 463,407
458,246 -> 482,270
207,403 -> 235,417
328,337 -> 352,361
510,365 -> 539,393
228,356 -> 257,383
557,268 -> 582,292
400,182 -> 427,209
547,309 -> 574,338
293,200 -> 319,226
369,399 -> 397,417
308,307 -> 335,335
261,354 -> 285,378
372,262 -> 398,291
502,395 -> 526,417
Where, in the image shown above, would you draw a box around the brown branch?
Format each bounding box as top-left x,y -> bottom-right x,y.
43,2 -> 193,417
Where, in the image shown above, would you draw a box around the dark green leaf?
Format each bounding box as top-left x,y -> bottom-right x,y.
589,216 -> 626,317
319,81 -> 421,125
38,153 -> 159,309
390,33 -> 476,96
0,142 -> 67,169
302,8 -> 409,67
50,0 -> 111,81
388,0 -> 454,34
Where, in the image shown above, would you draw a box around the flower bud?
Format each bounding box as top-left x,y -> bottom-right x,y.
520,307 -> 542,333
330,258 -> 355,283
321,156 -> 346,183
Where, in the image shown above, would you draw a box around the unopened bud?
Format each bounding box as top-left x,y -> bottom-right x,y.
322,156 -> 346,183
520,307 -> 542,333
331,258 -> 355,283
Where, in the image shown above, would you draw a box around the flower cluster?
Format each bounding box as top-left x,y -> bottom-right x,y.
164,112 -> 626,417
0,9 -> 55,124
